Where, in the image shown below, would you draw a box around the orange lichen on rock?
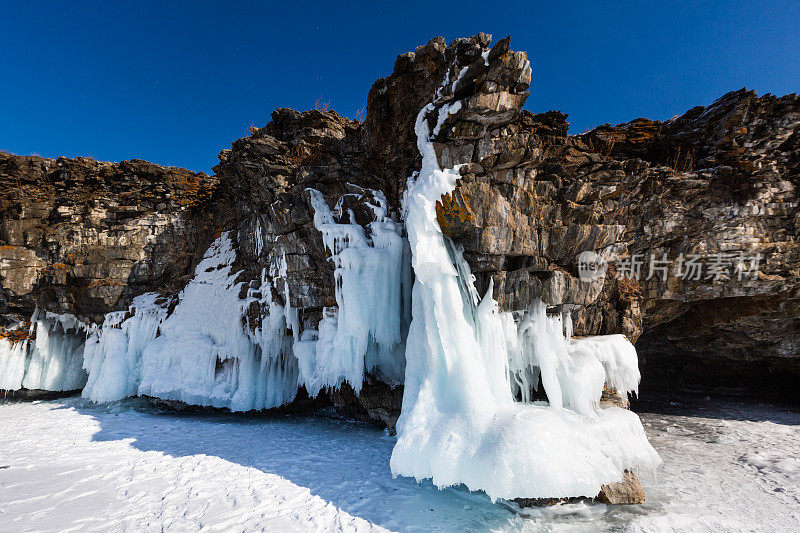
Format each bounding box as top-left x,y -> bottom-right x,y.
435,187 -> 475,238
0,326 -> 31,343
173,172 -> 217,207
41,262 -> 69,273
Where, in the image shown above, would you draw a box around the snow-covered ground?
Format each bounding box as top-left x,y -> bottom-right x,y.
1,396 -> 798,532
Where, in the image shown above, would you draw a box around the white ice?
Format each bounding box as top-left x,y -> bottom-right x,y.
82,292 -> 168,403
136,233 -> 299,411
391,92 -> 660,500
299,188 -> 409,395
0,312 -> 87,392
80,232 -> 299,411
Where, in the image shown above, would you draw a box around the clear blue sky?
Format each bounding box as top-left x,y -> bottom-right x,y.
2,1 -> 798,174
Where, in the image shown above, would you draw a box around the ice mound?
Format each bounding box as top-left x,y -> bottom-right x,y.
389,96 -> 661,501
0,311 -> 87,392
83,232 -> 299,411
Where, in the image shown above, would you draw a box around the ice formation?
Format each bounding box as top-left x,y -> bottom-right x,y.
297,188 -> 410,395
137,233 -> 299,410
79,200 -> 412,408
80,232 -> 299,410
82,292 -> 168,403
389,93 -> 660,500
0,311 -> 87,392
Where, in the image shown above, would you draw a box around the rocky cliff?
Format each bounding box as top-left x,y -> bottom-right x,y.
0,155 -> 217,324
586,91 -> 799,395
1,34 -> 798,407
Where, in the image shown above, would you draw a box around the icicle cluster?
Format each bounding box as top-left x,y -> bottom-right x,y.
0,311 -> 87,392
82,293 -> 168,403
296,188 -> 411,395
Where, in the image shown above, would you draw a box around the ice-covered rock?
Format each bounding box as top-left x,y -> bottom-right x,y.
0,312 -> 87,392
80,233 -> 299,411
296,188 -> 410,395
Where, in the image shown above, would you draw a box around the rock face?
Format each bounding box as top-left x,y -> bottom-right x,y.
1,34 -> 798,406
0,154 -> 218,325
585,91 -> 800,396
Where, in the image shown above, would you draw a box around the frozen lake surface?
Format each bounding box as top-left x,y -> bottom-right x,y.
1,395 -> 798,532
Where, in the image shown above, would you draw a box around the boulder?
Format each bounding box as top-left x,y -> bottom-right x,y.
596,471 -> 646,505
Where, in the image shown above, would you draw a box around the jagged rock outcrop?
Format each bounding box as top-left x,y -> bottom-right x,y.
1,34 -> 798,406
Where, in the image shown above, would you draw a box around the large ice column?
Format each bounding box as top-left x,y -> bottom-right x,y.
390,94 -> 660,501
0,312 -> 87,392
297,188 -> 409,395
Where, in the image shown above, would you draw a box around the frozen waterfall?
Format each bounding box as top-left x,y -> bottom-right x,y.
295,187 -> 411,396
388,96 -> 661,500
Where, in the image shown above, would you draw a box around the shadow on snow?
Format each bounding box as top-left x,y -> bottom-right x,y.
53,397 -> 520,532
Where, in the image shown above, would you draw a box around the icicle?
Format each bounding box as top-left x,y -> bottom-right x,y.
0,335 -> 31,390
82,293 -> 167,403
299,188 -> 408,395
0,313 -> 87,392
569,335 -> 641,398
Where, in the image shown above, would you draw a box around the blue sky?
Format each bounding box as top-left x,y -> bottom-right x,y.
2,1 -> 798,173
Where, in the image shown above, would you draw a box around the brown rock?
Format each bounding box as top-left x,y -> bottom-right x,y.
596,471 -> 646,505
436,188 -> 476,237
